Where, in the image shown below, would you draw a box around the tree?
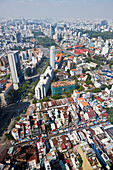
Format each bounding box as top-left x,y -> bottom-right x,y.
78,86 -> 84,92
28,89 -> 34,94
107,84 -> 112,90
54,69 -> 60,73
28,94 -> 32,100
22,83 -> 27,90
36,36 -> 58,48
39,97 -> 49,102
77,74 -> 80,78
92,88 -> 101,93
85,79 -> 92,85
91,67 -> 95,71
67,69 -> 70,75
52,94 -> 62,100
6,74 -> 10,79
75,79 -> 79,83
5,133 -> 14,140
101,84 -> 107,90
6,89 -> 19,104
86,74 -> 91,80
26,81 -> 30,84
76,83 -> 80,90
15,116 -> 20,121
32,100 -> 37,104
109,61 -> 113,69
106,107 -> 113,123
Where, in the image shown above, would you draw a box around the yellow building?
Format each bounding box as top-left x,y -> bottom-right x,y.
77,142 -> 101,170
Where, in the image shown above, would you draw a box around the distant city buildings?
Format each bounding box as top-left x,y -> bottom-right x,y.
1,17 -> 113,169
8,51 -> 24,90
101,20 -> 108,27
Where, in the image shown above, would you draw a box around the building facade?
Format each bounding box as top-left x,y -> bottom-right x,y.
16,32 -> 22,43
51,80 -> 76,96
8,51 -> 24,90
35,66 -> 53,100
50,46 -> 55,69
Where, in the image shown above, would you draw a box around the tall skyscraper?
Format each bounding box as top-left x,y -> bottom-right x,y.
50,46 -> 55,69
16,32 -> 22,43
50,25 -> 55,38
8,51 -> 24,90
101,20 -> 108,26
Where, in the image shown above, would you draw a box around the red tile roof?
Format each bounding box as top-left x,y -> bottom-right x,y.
87,108 -> 96,118
100,112 -> 108,117
60,143 -> 66,149
73,45 -> 83,48
94,95 -> 104,103
0,79 -> 6,84
72,49 -> 93,55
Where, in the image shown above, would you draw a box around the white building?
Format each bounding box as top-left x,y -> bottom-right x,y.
94,81 -> 101,88
50,46 -> 55,69
11,128 -> 19,140
51,123 -> 56,131
101,45 -> 110,55
28,49 -> 32,59
78,32 -> 82,37
45,161 -> 51,170
32,56 -> 38,65
38,51 -> 43,61
35,66 -> 53,100
21,51 -> 28,61
70,68 -> 82,76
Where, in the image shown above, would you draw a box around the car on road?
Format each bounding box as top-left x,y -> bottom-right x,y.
52,131 -> 58,135
16,100 -> 19,104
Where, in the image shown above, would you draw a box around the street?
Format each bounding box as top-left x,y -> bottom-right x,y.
0,102 -> 30,133
13,121 -> 109,148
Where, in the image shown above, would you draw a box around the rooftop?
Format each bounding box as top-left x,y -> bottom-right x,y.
5,83 -> 12,92
51,80 -> 75,88
80,101 -> 89,107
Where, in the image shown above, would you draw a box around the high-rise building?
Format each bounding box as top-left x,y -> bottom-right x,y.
50,46 -> 55,69
35,66 -> 53,100
101,20 -> 108,26
16,32 -> 22,43
50,25 -> 55,38
8,51 -> 24,90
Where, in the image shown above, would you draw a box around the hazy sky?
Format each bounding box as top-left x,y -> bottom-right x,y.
0,0 -> 113,19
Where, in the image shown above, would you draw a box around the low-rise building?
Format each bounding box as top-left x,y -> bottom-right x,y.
77,142 -> 102,170
51,80 -> 75,95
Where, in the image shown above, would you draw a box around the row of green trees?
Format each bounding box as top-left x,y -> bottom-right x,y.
109,60 -> 113,69
6,80 -> 37,104
32,31 -> 45,38
36,36 -> 58,48
85,74 -> 93,85
80,29 -> 113,41
106,107 -> 113,123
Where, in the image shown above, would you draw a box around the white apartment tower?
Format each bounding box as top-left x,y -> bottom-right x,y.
50,46 -> 55,69
8,51 -> 24,90
35,66 -> 53,100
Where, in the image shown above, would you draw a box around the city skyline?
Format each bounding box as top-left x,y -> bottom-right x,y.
0,0 -> 113,19
0,4 -> 113,169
